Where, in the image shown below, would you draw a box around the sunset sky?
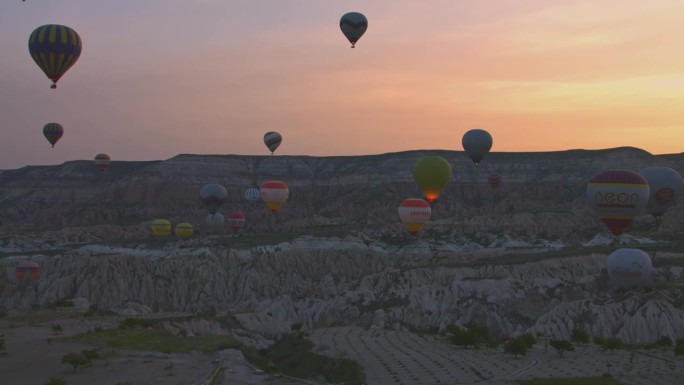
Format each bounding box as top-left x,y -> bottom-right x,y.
1,0 -> 683,169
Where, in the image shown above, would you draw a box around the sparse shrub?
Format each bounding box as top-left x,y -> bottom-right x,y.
518,333 -> 536,348
656,336 -> 673,347
593,335 -> 605,346
81,348 -> 101,361
290,322 -> 303,332
118,318 -> 154,329
93,326 -> 103,333
549,339 -> 575,357
51,323 -> 63,335
54,299 -> 75,308
62,352 -> 90,373
44,376 -> 66,385
601,337 -> 624,351
0,336 -> 6,353
571,327 -> 590,345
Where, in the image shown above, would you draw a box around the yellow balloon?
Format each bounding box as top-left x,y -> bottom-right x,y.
175,223 -> 194,238
151,219 -> 172,238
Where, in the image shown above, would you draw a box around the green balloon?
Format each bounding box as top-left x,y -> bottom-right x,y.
412,156 -> 452,203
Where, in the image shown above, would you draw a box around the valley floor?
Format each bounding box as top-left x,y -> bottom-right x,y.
309,327 -> 684,385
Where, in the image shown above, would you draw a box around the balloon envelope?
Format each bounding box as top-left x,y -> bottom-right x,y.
260,181 -> 289,213
586,170 -> 649,236
175,223 -> 194,238
462,129 -> 493,166
227,212 -> 246,233
487,173 -> 502,189
151,219 -> 172,238
607,248 -> 652,289
200,183 -> 228,214
412,156 -> 452,203
398,198 -> 432,235
263,132 -> 282,154
28,24 -> 82,88
94,154 -> 111,172
43,123 -> 63,147
206,213 -> 225,232
244,188 -> 261,203
340,12 -> 368,47
639,167 -> 684,219
15,261 -> 41,281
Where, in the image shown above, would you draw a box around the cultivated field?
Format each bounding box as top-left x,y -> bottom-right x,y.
309,327 -> 684,385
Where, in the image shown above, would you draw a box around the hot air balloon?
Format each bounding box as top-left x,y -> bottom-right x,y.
462,129 -> 493,167
607,248 -> 652,289
15,261 -> 41,281
487,173 -> 502,189
244,187 -> 261,204
151,219 -> 172,238
227,212 -> 246,233
200,183 -> 228,214
639,167 -> 684,220
260,181 -> 289,213
264,132 -> 282,155
43,123 -> 63,147
175,222 -> 194,238
586,170 -> 649,236
94,154 -> 111,172
412,156 -> 452,204
398,199 -> 432,236
206,213 -> 225,233
340,12 -> 368,48
28,24 -> 82,89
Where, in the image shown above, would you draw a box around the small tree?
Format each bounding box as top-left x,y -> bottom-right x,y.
81,348 -> 100,361
550,339 -> 575,357
518,333 -> 536,348
44,376 -> 66,385
571,327 -> 590,345
51,324 -> 63,335
62,352 -> 89,373
290,322 -> 303,332
674,340 -> 684,356
601,337 -> 624,351
504,337 -> 529,357
656,336 -> 673,347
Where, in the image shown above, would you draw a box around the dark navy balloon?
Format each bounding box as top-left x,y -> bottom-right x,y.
199,183 -> 227,214
462,129 -> 493,166
340,12 -> 368,48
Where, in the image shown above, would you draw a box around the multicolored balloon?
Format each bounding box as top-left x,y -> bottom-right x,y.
227,212 -> 246,233
462,129 -> 493,166
639,167 -> 684,220
94,154 -> 111,172
487,173 -> 502,189
340,12 -> 368,48
43,123 -> 63,147
15,261 -> 42,281
151,219 -> 172,238
28,24 -> 82,89
206,213 -> 225,232
586,170 -> 649,236
263,132 -> 282,155
398,198 -> 432,236
244,187 -> 261,204
412,156 -> 452,204
260,181 -> 289,213
200,183 -> 228,214
607,248 -> 652,289
175,222 -> 194,238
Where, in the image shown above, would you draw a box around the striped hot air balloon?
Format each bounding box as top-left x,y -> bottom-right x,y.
398,199 -> 432,235
151,219 -> 172,238
175,223 -> 194,238
28,24 -> 82,89
487,173 -> 502,189
227,212 -> 246,233
15,261 -> 42,281
340,12 -> 368,48
244,187 -> 261,204
260,181 -> 289,213
43,123 -> 63,147
639,167 -> 684,220
206,213 -> 225,233
94,154 -> 111,172
263,132 -> 282,154
586,170 -> 649,236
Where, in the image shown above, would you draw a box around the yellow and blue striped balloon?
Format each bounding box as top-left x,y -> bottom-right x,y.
28,24 -> 82,89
